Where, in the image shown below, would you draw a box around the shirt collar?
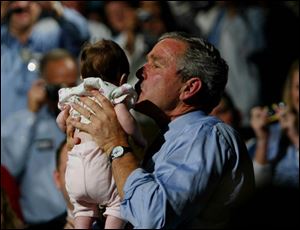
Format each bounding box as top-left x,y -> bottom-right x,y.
167,110 -> 207,131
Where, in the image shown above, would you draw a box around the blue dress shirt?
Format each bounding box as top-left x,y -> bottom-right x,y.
1,106 -> 66,224
1,7 -> 89,123
121,110 -> 255,229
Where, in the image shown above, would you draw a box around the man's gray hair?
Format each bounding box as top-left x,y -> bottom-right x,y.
159,32 -> 228,113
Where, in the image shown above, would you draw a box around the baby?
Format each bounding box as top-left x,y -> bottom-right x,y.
56,40 -> 146,229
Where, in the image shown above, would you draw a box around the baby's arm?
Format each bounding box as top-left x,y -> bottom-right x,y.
56,108 -> 69,132
114,103 -> 147,148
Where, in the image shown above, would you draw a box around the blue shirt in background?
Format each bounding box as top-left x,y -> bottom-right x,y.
1,106 -> 66,224
1,7 -> 89,123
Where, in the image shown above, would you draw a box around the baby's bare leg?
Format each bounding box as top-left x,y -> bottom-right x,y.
75,216 -> 95,229
105,215 -> 126,229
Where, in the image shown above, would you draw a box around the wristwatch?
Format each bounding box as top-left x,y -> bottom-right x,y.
109,146 -> 132,163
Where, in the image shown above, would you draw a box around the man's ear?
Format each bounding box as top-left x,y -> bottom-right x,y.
179,77 -> 202,100
119,73 -> 128,85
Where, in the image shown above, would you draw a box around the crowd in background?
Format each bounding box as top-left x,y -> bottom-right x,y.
1,1 -> 299,228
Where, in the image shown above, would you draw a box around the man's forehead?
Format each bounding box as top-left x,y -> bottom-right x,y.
46,58 -> 75,69
149,38 -> 186,58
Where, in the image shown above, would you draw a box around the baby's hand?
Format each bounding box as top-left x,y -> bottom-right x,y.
56,105 -> 71,132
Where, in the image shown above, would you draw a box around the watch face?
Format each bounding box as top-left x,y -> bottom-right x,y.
112,146 -> 124,158
110,146 -> 132,162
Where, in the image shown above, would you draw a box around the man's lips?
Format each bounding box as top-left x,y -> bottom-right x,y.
134,81 -> 142,96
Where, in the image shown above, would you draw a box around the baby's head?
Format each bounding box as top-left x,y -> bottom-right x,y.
80,39 -> 130,86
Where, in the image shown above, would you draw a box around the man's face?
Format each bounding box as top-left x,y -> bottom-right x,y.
43,57 -> 78,113
9,1 -> 41,31
105,1 -> 131,33
44,58 -> 78,87
136,38 -> 187,114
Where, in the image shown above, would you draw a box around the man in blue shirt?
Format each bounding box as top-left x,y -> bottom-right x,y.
67,32 -> 255,228
1,49 -> 79,227
1,1 -> 89,123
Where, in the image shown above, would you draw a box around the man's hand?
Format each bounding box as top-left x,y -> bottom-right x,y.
70,91 -> 129,155
250,106 -> 270,141
37,1 -> 64,18
27,79 -> 47,113
278,108 -> 299,148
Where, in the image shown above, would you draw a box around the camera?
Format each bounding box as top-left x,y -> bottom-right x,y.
45,84 -> 62,102
266,102 -> 285,124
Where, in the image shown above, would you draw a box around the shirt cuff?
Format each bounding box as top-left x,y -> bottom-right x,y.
122,168 -> 147,200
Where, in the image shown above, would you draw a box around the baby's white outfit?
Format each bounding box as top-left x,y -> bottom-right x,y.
57,77 -> 137,219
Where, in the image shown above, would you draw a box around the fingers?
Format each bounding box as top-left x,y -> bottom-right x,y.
57,105 -> 71,131
69,116 -> 90,134
73,92 -> 115,119
63,105 -> 71,119
71,98 -> 96,122
250,106 -> 269,132
66,116 -> 83,150
66,116 -> 76,137
32,78 -> 46,86
66,116 -> 75,151
91,91 -> 115,115
28,80 -> 47,113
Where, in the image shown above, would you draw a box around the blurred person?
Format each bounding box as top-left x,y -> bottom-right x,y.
248,60 -> 299,188
1,188 -> 24,229
167,1 -> 203,37
1,49 -> 79,227
246,59 -> 299,227
210,92 -> 255,141
53,140 -> 75,229
1,1 -> 89,123
137,1 -> 178,52
84,1 -> 105,22
61,1 -> 112,43
1,165 -> 24,229
56,40 -> 145,229
210,92 -> 242,132
67,32 -> 255,228
103,1 -> 146,68
195,2 -> 265,127
60,1 -> 86,15
254,2 -> 299,107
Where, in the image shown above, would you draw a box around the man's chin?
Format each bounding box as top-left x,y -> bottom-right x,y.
136,92 -> 145,103
134,100 -> 170,127
136,97 -> 143,104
